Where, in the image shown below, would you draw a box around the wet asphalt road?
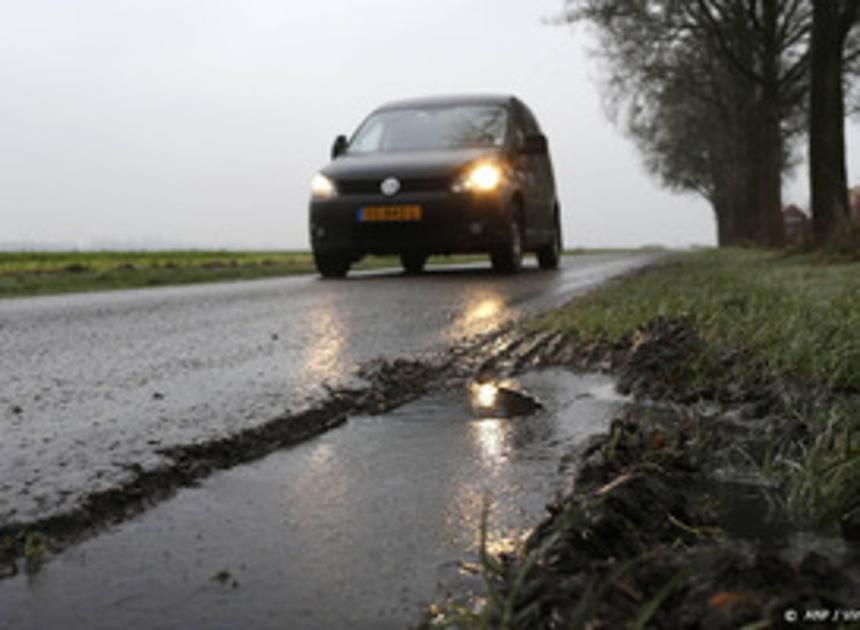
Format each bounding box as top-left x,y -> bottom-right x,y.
0,370 -> 630,630
0,254 -> 654,526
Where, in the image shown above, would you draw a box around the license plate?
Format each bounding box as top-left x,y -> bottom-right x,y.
359,205 -> 423,222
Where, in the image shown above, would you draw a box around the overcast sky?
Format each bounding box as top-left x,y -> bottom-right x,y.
1,0 -> 857,250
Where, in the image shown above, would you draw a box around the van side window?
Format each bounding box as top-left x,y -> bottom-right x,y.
521,106 -> 541,136
510,105 -> 528,149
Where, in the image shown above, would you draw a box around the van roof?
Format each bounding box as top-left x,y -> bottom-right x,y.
377,94 -> 516,111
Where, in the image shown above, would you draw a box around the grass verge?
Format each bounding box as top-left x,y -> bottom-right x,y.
535,248 -> 860,390
428,248 -> 860,628
0,251 -> 486,299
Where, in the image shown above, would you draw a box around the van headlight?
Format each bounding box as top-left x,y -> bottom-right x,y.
452,163 -> 504,193
311,173 -> 337,199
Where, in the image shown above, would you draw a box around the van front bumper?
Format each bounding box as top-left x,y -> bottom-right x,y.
309,191 -> 513,259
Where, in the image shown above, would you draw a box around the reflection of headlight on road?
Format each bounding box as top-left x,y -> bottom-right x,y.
311,173 -> 337,199
452,295 -> 505,341
471,417 -> 506,463
467,299 -> 501,322
452,163 -> 504,193
472,382 -> 499,409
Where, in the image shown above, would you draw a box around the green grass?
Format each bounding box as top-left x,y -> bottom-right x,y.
535,248 -> 860,531
536,248 -> 860,390
781,399 -> 860,530
0,251 -> 486,299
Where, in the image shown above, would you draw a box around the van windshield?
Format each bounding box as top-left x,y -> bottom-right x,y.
348,105 -> 508,153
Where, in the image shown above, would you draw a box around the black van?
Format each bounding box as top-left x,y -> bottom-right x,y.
309,94 -> 562,278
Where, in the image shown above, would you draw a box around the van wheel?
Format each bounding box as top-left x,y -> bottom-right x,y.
400,252 -> 427,274
314,251 -> 350,278
491,216 -> 523,274
537,220 -> 561,270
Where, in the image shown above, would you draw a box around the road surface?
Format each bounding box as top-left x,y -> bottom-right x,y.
0,254 -> 655,526
2,370 -> 631,630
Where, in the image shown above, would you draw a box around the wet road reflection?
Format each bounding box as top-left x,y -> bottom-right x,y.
0,370 -> 629,630
0,253 -> 654,524
470,418 -> 507,466
303,297 -> 348,382
451,292 -> 509,340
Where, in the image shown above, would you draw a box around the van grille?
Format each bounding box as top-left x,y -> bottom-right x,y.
336,177 -> 451,195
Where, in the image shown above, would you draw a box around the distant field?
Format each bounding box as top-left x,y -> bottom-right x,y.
0,248 -> 648,299
0,251 -> 490,299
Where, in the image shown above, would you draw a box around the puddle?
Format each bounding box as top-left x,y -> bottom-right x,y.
0,369 -> 625,630
585,381 -> 633,404
467,378 -> 543,419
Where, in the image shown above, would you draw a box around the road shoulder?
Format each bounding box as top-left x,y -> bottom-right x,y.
426,249 -> 860,628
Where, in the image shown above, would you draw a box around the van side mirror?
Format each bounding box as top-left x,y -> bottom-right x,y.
331,135 -> 348,159
522,134 -> 548,155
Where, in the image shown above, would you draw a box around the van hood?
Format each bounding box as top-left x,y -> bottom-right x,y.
321,147 -> 501,181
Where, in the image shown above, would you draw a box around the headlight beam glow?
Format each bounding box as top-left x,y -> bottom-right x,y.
311,173 -> 337,199
453,163 -> 504,193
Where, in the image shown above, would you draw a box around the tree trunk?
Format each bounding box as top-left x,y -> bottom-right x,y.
712,182 -> 739,246
736,108 -> 763,246
757,0 -> 786,247
809,0 -> 855,243
756,108 -> 785,247
715,204 -> 741,246
723,17 -> 784,249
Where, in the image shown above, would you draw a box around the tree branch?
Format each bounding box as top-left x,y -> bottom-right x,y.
689,0 -> 764,84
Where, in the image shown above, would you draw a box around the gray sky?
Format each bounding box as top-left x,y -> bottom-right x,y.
1,0 -> 857,250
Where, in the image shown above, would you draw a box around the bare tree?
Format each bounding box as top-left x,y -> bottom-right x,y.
809,0 -> 860,243
612,36 -> 756,245
565,0 -> 811,247
848,27 -> 860,114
